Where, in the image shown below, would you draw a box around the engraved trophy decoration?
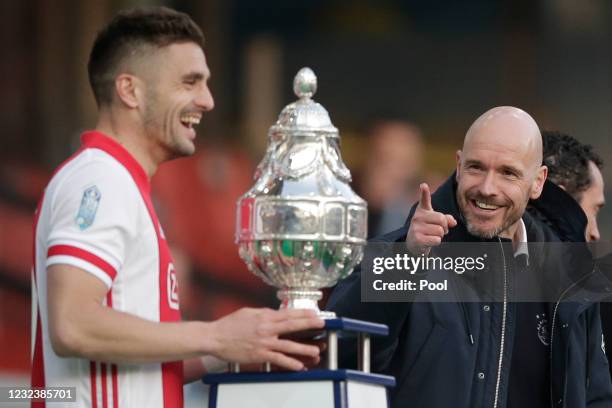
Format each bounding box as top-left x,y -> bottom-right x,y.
203,68 -> 395,408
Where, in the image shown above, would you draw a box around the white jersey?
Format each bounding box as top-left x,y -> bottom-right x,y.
31,131 -> 183,408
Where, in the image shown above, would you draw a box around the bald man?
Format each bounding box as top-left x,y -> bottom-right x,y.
326,107 -> 612,408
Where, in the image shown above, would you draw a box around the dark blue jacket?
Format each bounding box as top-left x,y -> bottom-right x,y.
326,175 -> 612,408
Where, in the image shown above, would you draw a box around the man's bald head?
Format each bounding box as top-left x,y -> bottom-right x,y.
464,106 -> 543,173
455,106 -> 547,241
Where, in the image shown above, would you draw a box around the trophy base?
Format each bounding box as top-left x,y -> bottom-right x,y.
203,369 -> 395,408
206,318 -> 394,406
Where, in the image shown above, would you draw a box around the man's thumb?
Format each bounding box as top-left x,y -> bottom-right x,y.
445,214 -> 457,228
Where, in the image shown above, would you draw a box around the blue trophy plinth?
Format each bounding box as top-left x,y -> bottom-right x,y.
202,318 -> 395,408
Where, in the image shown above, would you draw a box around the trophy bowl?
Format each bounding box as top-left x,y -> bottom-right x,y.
236,67 -> 367,317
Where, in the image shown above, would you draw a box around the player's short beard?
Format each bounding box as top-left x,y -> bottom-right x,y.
142,86 -> 164,141
142,86 -> 191,160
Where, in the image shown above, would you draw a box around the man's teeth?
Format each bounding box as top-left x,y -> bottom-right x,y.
180,114 -> 201,128
475,200 -> 500,210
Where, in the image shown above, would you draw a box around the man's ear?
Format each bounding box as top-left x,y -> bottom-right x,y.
455,150 -> 462,181
530,165 -> 548,200
114,74 -> 142,109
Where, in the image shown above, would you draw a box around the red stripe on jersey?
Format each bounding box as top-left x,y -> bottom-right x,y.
48,245 -> 117,281
30,311 -> 45,408
101,363 -> 108,408
31,142 -> 91,404
90,361 -> 98,408
111,364 -> 119,408
161,361 -> 183,408
105,292 -> 119,408
31,167 -> 48,408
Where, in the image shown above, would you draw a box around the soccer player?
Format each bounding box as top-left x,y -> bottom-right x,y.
31,7 -> 324,407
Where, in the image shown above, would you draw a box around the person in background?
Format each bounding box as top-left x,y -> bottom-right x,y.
359,119 -> 424,237
538,131 -> 605,242
529,131 -> 610,380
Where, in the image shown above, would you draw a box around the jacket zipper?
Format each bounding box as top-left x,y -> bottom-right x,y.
549,298 -> 562,408
493,238 -> 507,408
548,268 -> 598,408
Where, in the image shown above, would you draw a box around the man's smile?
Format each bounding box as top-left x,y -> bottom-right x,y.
179,112 -> 201,129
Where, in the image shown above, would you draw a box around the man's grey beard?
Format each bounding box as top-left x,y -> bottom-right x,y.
464,214 -> 520,239
465,222 -> 505,239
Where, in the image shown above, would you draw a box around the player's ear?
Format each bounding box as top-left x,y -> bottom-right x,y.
114,74 -> 141,109
455,150 -> 462,180
530,165 -> 548,200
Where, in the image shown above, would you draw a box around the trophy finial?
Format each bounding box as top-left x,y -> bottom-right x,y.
293,67 -> 317,99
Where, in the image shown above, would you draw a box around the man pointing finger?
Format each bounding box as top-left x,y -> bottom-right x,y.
406,183 -> 457,255
327,106 -> 612,408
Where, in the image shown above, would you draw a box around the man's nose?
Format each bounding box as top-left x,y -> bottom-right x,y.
586,222 -> 601,242
196,86 -> 215,111
479,171 -> 498,196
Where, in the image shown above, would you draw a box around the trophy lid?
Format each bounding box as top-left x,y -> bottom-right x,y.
269,67 -> 338,136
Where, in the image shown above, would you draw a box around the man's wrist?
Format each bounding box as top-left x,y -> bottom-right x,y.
187,321 -> 218,356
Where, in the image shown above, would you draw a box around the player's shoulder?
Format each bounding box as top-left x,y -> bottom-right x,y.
47,147 -> 140,204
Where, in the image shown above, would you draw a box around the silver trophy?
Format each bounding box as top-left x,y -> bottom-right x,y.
236,67 -> 367,318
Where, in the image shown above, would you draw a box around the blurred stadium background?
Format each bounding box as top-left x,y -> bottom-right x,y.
0,0 -> 611,398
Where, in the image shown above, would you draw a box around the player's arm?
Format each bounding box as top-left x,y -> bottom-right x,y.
47,264 -> 324,370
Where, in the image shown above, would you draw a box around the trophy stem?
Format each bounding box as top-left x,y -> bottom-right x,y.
277,289 -> 336,318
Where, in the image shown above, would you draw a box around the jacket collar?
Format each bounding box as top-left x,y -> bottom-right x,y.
527,179 -> 587,243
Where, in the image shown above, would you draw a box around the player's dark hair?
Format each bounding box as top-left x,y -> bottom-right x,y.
542,130 -> 603,201
88,6 -> 204,106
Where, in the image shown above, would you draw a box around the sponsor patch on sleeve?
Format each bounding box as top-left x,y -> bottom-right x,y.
75,186 -> 101,230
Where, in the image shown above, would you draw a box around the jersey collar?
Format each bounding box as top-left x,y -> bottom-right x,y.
81,131 -> 150,193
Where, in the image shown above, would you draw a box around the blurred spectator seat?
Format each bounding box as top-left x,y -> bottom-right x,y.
152,144 -> 265,289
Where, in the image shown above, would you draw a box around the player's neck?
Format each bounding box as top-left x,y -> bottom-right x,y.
498,219 -> 522,250
95,113 -> 159,178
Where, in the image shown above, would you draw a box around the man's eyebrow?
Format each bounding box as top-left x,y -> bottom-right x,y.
464,159 -> 483,167
181,71 -> 206,81
499,164 -> 523,177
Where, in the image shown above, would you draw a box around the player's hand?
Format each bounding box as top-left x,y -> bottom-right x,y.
240,340 -> 325,372
209,308 -> 325,371
406,183 -> 457,256
286,338 -> 326,369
